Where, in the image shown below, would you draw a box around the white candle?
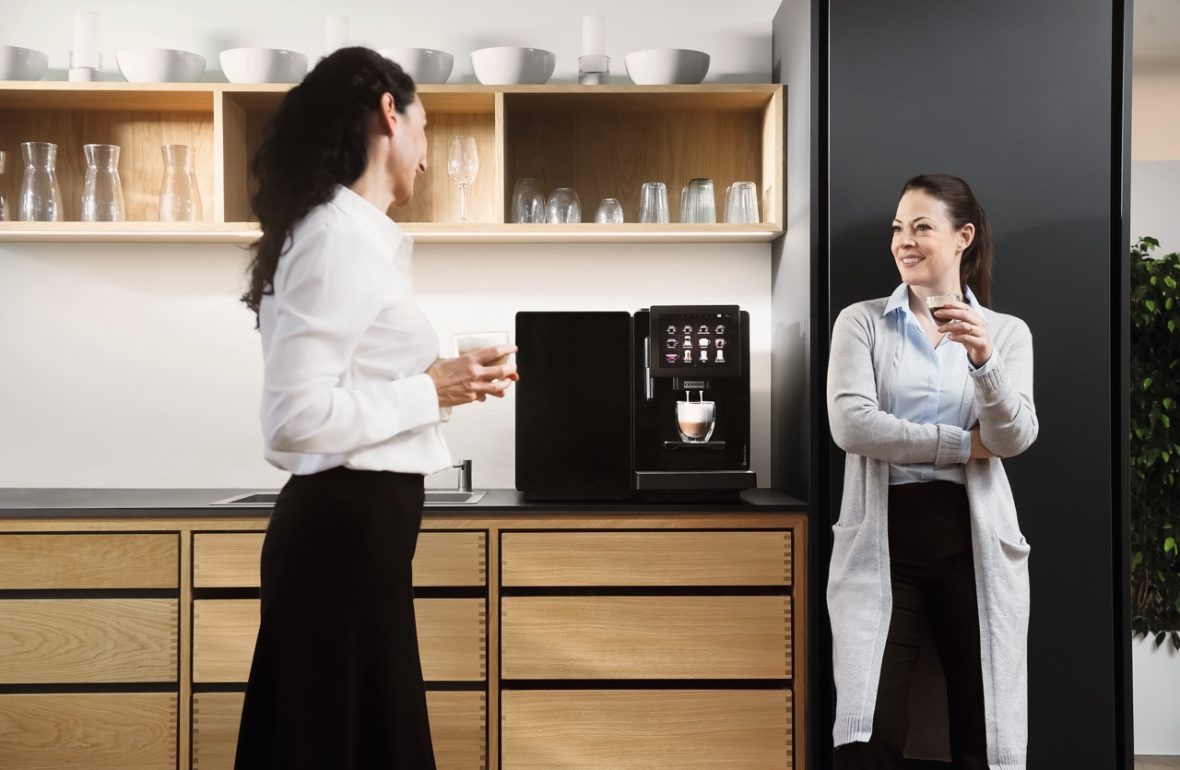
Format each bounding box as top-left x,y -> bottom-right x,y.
324,15 -> 349,55
73,10 -> 99,53
582,15 -> 606,57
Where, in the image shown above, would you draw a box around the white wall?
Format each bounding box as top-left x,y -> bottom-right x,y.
1132,161 -> 1180,255
0,0 -> 783,490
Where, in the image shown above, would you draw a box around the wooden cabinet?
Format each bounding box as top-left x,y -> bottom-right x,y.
0,83 -> 783,244
0,511 -> 803,770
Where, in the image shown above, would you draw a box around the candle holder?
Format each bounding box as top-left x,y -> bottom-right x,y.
578,54 -> 609,85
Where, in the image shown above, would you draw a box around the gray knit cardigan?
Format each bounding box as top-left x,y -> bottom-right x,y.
826,297 -> 1038,770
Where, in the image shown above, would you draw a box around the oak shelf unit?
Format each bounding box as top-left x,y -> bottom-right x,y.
0,82 -> 784,244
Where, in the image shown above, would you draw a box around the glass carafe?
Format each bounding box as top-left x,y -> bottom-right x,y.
19,141 -> 64,222
0,150 -> 9,221
81,143 -> 126,222
159,145 -> 202,222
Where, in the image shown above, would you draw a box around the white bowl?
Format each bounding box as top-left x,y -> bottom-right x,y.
220,48 -> 307,84
0,46 -> 49,81
117,48 -> 206,83
624,48 -> 710,85
471,46 -> 555,85
378,47 -> 454,84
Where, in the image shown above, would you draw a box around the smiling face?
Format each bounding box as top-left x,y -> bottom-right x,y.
388,95 -> 429,207
891,189 -> 975,293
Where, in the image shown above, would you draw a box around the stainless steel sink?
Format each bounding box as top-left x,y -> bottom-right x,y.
210,490 -> 485,506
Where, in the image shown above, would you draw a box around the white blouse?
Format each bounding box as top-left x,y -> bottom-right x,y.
258,185 -> 451,476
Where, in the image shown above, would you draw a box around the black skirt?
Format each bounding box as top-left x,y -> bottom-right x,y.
234,466 -> 436,770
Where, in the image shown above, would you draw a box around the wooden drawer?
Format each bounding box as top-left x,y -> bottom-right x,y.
193,598 -> 486,682
193,531 -> 486,587
193,690 -> 487,770
501,530 -> 791,586
0,599 -> 178,683
501,596 -> 790,679
501,689 -> 792,770
0,533 -> 178,589
0,692 -> 178,770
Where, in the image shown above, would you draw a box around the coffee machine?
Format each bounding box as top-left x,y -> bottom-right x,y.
515,305 -> 756,501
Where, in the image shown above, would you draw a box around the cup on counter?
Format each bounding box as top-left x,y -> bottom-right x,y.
724,181 -> 759,224
638,181 -> 669,223
511,177 -> 545,223
455,330 -> 512,365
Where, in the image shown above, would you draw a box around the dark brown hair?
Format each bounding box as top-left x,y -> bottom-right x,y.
241,47 -> 417,322
900,174 -> 994,307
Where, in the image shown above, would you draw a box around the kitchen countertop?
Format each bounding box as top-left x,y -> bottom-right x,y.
0,488 -> 807,518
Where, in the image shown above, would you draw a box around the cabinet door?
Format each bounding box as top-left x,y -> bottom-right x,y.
501,689 -> 792,770
193,531 -> 486,587
501,595 -> 790,679
0,533 -> 178,589
0,693 -> 177,770
501,530 -> 791,586
193,690 -> 486,770
193,598 -> 486,682
0,599 -> 178,683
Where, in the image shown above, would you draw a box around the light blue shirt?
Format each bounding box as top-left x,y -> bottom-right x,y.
884,282 -> 979,485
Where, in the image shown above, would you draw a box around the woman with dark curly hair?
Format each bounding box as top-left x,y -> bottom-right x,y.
234,47 -> 516,770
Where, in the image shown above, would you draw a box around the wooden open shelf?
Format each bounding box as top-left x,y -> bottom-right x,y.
0,82 -> 784,245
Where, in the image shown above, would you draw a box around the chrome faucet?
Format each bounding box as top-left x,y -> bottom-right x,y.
452,459 -> 473,493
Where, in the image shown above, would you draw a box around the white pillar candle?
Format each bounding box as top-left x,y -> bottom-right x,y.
582,15 -> 606,57
324,15 -> 349,56
73,10 -> 99,53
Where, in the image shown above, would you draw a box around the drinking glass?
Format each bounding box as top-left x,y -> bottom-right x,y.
19,141 -> 63,222
0,151 -> 8,221
926,293 -> 964,324
159,144 -> 203,222
447,136 -> 479,223
455,330 -> 511,365
595,197 -> 623,224
681,177 -> 716,223
546,187 -> 581,223
724,181 -> 759,224
81,144 -> 125,222
511,177 -> 545,223
638,181 -> 669,223
676,399 -> 716,443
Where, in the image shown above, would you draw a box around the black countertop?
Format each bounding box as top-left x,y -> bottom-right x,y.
0,488 -> 807,518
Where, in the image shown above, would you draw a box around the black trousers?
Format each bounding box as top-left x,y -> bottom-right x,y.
835,481 -> 987,770
234,466 -> 436,770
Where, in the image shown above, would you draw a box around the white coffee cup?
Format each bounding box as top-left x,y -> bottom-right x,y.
455,330 -> 511,364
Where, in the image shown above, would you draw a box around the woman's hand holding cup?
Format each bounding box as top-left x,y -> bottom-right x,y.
932,299 -> 993,367
427,344 -> 519,407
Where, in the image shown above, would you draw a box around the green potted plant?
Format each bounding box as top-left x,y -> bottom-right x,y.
1131,235 -> 1180,650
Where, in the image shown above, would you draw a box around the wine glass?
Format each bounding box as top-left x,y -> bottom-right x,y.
447,136 -> 479,223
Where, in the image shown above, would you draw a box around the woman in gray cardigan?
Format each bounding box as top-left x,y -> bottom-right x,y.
827,174 -> 1038,770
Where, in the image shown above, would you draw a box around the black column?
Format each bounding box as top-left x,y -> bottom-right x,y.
809,1 -> 1132,768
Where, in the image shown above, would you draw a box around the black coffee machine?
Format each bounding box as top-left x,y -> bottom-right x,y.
515,305 -> 756,501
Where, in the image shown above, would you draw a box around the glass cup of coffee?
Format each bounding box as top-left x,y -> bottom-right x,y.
455,330 -> 511,365
676,400 -> 716,443
925,293 -> 963,324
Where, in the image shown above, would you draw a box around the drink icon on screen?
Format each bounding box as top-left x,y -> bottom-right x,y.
665,353 -> 679,364
716,349 -> 726,363
684,349 -> 693,363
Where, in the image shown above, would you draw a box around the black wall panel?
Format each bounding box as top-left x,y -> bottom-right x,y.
812,1 -> 1130,767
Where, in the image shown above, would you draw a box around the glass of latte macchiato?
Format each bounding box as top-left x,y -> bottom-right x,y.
455,330 -> 511,365
676,399 -> 716,443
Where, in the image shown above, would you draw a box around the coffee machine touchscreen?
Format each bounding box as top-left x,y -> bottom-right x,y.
649,305 -> 739,377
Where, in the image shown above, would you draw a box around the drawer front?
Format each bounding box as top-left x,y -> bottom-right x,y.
0,599 -> 178,683
502,531 -> 791,587
501,689 -> 792,770
0,692 -> 178,770
0,533 -> 178,589
501,596 -> 790,679
193,690 -> 486,770
193,531 -> 486,587
194,598 -> 486,682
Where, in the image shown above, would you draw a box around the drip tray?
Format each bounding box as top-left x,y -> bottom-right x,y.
210,490 -> 486,506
